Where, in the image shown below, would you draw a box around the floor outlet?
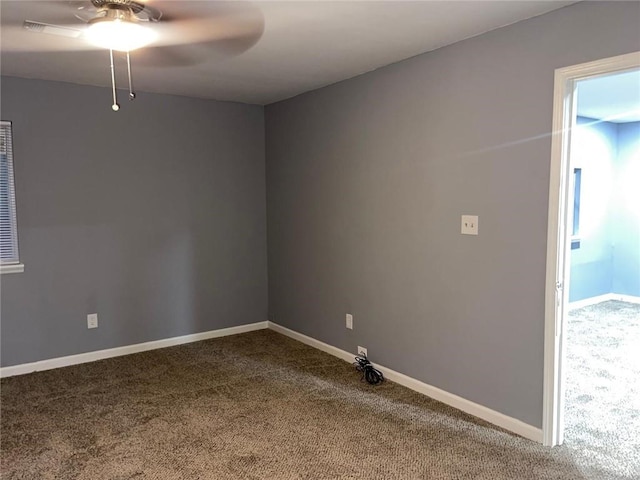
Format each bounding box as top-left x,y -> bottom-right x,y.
346,313 -> 353,330
358,346 -> 367,357
87,313 -> 98,329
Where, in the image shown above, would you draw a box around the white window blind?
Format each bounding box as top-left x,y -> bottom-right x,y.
0,121 -> 20,265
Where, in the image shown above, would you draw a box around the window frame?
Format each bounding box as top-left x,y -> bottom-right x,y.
1,120 -> 24,274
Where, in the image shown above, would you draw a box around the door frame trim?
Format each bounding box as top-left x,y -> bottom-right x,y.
543,51 -> 640,447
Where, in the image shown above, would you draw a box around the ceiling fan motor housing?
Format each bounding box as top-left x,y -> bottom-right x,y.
88,0 -> 161,23
91,0 -> 145,15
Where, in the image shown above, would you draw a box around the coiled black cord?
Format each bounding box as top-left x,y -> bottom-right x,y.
353,354 -> 384,385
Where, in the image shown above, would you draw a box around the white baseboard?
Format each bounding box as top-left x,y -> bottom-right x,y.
569,293 -> 640,310
0,321 -> 269,378
268,322 -> 355,364
612,294 -> 640,305
268,321 -> 542,443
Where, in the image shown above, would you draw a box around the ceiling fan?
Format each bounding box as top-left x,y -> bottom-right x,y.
3,0 -> 265,111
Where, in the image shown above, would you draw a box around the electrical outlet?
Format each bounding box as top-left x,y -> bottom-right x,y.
461,215 -> 479,235
87,313 -> 98,329
358,346 -> 368,357
346,313 -> 353,330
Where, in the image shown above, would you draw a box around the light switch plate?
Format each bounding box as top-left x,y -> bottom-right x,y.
87,313 -> 98,329
346,313 -> 353,330
461,215 -> 479,235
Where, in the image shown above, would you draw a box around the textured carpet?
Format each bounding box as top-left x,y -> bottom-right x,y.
0,329 -> 632,479
565,300 -> 640,479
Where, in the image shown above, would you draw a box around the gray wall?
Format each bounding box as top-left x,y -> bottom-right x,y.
1,77 -> 267,366
265,1 -> 640,428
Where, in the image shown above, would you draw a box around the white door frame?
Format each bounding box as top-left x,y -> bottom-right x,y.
543,51 -> 640,447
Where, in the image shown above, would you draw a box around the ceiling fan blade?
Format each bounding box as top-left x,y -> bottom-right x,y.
0,1 -> 94,52
5,1 -> 82,26
132,1 -> 265,66
148,1 -> 265,49
134,32 -> 263,68
0,23 -> 99,53
133,44 -> 206,67
22,20 -> 82,38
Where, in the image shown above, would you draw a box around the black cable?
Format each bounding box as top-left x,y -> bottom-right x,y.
353,353 -> 384,385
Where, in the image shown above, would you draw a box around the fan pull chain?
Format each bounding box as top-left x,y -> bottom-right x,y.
126,51 -> 136,100
109,49 -> 120,111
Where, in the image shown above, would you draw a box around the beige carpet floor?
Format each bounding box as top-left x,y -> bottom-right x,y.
0,329 -> 630,479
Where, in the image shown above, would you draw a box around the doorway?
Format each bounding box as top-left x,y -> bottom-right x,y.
543,50 -> 640,454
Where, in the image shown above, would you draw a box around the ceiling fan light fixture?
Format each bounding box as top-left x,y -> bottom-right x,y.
85,9 -> 156,51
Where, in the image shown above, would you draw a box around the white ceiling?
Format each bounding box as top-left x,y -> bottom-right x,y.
1,1 -> 578,105
577,70 -> 640,123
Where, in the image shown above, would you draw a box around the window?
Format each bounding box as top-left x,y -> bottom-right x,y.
1,121 -> 22,273
571,167 -> 582,249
